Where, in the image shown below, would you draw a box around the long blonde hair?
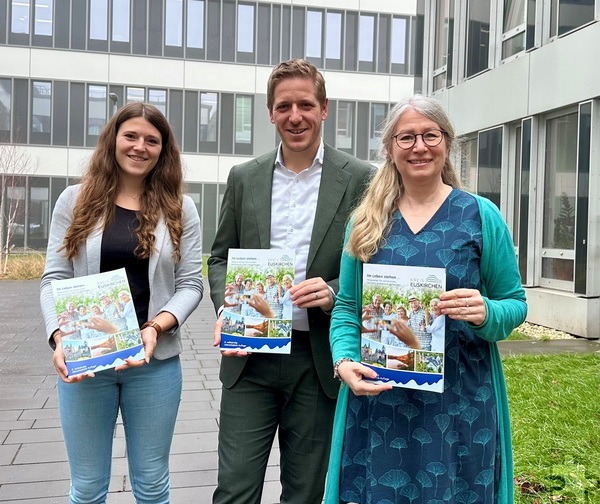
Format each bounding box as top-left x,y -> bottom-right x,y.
60,102 -> 184,261
346,95 -> 460,262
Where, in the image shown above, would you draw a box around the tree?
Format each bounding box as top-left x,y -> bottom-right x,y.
0,142 -> 37,274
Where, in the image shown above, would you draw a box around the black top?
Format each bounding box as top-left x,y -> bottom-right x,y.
100,205 -> 150,326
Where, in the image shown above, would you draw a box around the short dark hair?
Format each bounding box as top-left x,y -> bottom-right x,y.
266,59 -> 326,112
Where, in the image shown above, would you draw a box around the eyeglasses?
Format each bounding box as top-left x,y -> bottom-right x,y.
392,129 -> 446,150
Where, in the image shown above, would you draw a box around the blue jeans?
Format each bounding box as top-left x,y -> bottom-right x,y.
58,356 -> 182,504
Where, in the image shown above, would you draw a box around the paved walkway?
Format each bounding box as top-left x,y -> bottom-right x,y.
0,280 -> 281,503
0,280 -> 598,503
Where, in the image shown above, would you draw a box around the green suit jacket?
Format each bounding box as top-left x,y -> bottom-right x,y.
208,144 -> 373,399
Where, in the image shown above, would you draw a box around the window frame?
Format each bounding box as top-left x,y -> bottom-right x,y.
236,2 -> 256,63
86,83 -> 108,147
30,80 -> 52,145
536,105 -> 579,291
305,8 -> 324,68
324,10 -> 343,70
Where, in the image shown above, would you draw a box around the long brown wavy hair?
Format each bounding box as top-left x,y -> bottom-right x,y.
347,95 -> 461,262
60,102 -> 184,261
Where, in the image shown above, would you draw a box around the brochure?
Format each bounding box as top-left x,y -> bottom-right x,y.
361,264 -> 446,393
51,268 -> 144,376
220,249 -> 295,354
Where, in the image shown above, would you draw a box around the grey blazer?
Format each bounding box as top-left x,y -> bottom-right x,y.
40,185 -> 204,360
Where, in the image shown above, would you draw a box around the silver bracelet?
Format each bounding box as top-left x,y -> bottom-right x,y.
333,357 -> 353,380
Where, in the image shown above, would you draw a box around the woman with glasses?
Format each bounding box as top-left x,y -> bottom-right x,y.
325,95 -> 527,504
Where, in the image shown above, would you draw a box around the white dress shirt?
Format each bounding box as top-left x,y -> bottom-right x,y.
270,141 -> 324,331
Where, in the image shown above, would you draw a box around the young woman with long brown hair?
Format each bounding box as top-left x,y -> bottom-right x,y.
40,102 -> 203,503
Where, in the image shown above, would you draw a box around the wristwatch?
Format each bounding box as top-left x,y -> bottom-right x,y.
141,320 -> 163,338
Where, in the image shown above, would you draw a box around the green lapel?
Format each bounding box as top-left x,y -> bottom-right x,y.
249,152 -> 277,249
306,146 -> 353,272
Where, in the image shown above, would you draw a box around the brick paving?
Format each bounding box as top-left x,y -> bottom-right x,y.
0,280 -> 281,504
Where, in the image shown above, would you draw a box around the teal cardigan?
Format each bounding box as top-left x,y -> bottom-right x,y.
325,193 -> 527,504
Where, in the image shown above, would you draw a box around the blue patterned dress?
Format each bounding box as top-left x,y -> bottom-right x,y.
339,189 -> 500,504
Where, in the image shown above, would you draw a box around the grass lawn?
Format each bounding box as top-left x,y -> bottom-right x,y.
0,252 -> 46,279
504,353 -> 600,503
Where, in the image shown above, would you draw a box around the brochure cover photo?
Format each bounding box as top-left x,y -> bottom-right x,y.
51,268 -> 144,377
362,263 -> 446,393
221,248 -> 295,354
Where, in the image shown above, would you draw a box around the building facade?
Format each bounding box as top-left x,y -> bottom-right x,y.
418,0 -> 600,337
0,0 -> 418,252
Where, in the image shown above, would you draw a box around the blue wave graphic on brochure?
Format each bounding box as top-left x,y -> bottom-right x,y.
364,363 -> 443,386
66,345 -> 145,376
221,333 -> 291,353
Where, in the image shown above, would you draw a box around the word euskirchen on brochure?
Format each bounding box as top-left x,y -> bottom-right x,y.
362,264 -> 446,393
221,249 -> 295,354
51,268 -> 144,377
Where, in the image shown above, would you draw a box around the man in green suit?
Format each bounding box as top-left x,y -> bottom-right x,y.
208,59 -> 373,504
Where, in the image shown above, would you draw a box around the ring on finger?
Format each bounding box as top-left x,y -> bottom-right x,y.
315,292 -> 319,300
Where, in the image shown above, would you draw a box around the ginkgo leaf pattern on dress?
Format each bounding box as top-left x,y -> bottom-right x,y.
339,190 -> 501,504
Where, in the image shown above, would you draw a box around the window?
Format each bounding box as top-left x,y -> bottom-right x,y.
34,0 -> 53,36
148,89 -> 167,115
466,0 -> 491,77
517,119 -> 532,283
369,103 -> 387,160
358,14 -> 375,71
306,10 -> 323,60
4,178 -> 26,248
391,16 -> 408,72
184,90 -> 199,152
477,127 -> 502,208
433,0 -> 454,91
235,95 -> 252,155
90,0 -> 108,40
541,112 -> 577,285
458,135 -> 478,192
237,3 -> 254,60
501,0 -> 526,59
165,0 -> 183,47
87,85 -> 107,145
126,87 -> 144,103
325,11 -> 342,69
199,92 -> 218,152
512,124 -> 523,244
550,0 -> 595,37
337,101 -> 354,155
187,0 -> 204,49
28,177 -> 50,247
0,79 -> 11,142
11,0 -> 30,34
112,0 -> 130,42
31,81 -> 51,144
